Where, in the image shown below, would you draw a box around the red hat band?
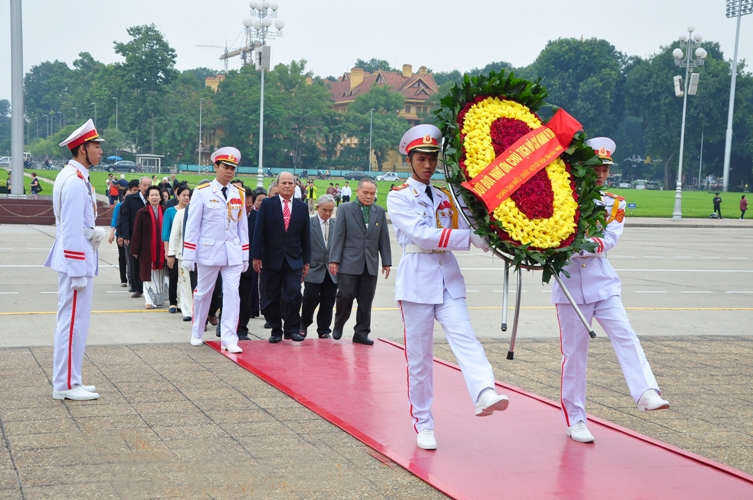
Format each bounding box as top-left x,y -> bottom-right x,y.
68,129 -> 100,150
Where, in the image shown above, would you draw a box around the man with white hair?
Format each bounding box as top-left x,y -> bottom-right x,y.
300,194 -> 338,338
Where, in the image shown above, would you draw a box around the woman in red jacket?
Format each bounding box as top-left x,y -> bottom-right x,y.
741,195 -> 748,220
131,185 -> 167,309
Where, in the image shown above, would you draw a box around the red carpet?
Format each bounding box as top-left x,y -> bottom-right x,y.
206,338 -> 753,499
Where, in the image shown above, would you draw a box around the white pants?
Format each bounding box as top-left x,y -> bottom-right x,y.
399,290 -> 496,433
191,264 -> 241,347
177,260 -> 193,317
143,268 -> 167,307
52,273 -> 93,392
557,296 -> 659,427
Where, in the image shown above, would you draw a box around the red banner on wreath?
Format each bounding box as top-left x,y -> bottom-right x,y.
461,109 -> 582,212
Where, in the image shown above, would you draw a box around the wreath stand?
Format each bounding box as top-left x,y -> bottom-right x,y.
444,168 -> 597,361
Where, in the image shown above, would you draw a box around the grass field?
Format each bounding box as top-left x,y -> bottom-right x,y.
18,168 -> 749,218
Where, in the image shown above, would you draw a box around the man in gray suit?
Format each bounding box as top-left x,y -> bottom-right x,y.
300,195 -> 338,338
328,178 -> 392,345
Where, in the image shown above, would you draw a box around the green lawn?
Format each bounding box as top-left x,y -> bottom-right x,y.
25,169 -> 744,218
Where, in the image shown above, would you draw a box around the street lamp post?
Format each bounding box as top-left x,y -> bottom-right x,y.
57,111 -> 62,131
243,1 -> 284,189
91,102 -> 97,127
671,26 -> 707,221
368,108 -> 374,172
112,97 -> 118,130
722,0 -> 753,192
198,98 -> 203,169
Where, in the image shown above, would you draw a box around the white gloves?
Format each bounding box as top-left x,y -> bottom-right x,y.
242,261 -> 249,273
90,227 -> 106,251
470,232 -> 491,253
70,276 -> 87,291
182,260 -> 195,272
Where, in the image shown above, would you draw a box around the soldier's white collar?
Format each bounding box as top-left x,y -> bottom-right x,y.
406,177 -> 432,197
68,160 -> 90,181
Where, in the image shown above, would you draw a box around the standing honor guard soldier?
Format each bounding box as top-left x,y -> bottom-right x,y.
552,137 -> 669,444
45,119 -> 106,401
387,124 -> 509,451
183,147 -> 249,353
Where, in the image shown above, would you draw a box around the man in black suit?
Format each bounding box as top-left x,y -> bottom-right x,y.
300,194 -> 337,339
252,172 -> 311,343
328,178 -> 392,345
120,176 -> 151,298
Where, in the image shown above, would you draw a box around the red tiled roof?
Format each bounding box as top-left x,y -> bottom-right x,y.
327,68 -> 438,104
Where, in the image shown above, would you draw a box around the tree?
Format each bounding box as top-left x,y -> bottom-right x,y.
344,85 -> 407,171
353,58 -> 395,73
113,24 -> 178,153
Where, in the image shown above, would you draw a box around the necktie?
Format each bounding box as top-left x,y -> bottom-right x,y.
425,185 -> 434,202
221,187 -> 228,200
283,199 -> 291,231
323,220 -> 329,243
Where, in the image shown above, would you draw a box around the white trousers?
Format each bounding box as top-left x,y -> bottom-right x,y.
191,264 -> 241,347
399,290 -> 495,433
176,260 -> 193,317
52,273 -> 93,392
557,296 -> 660,427
143,268 -> 167,307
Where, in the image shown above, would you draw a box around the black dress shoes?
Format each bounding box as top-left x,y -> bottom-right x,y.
131,291 -> 142,298
264,322 -> 273,329
238,333 -> 251,341
332,327 -> 343,340
290,333 -> 305,342
319,334 -> 332,339
269,335 -> 282,343
353,335 -> 374,346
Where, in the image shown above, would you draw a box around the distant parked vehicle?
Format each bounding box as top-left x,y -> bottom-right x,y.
618,181 -> 631,188
105,160 -> 139,173
0,157 -> 9,166
343,171 -> 373,181
376,172 -> 400,182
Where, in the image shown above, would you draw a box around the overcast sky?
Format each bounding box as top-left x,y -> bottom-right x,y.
1,0 -> 751,105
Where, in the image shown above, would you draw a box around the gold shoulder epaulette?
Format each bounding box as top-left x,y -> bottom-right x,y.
197,183 -> 210,190
391,183 -> 409,191
604,191 -> 625,201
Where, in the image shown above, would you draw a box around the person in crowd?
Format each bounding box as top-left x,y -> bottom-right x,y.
326,183 -> 336,197
183,147 -> 249,353
306,179 -> 318,214
713,192 -> 723,219
340,181 -> 352,203
45,118 -> 106,401
161,189 -> 170,204
117,174 -> 128,202
109,187 -> 130,288
30,172 -> 42,200
237,187 -> 258,340
252,171 -> 311,343
108,174 -> 120,205
159,177 -> 173,198
553,137 -> 669,444
301,194 -> 337,338
131,185 -> 167,309
115,180 -> 140,290
268,181 -> 279,197
170,173 -> 179,191
249,189 -> 266,320
334,183 -> 342,206
294,179 -> 304,200
168,185 -> 193,322
328,178 -> 391,345
163,184 -> 190,313
387,124 -> 508,450
121,177 -> 151,298
740,195 -> 748,220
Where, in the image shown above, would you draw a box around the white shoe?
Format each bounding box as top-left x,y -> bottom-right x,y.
53,385 -> 100,401
222,344 -> 242,353
190,336 -> 203,346
81,385 -> 96,392
637,389 -> 670,411
567,421 -> 595,443
416,429 -> 437,450
475,389 -> 509,416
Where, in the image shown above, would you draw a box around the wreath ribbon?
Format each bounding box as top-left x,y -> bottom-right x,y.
461,109 -> 582,212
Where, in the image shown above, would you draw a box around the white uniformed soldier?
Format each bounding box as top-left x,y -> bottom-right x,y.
552,137 -> 669,444
183,147 -> 249,353
387,124 -> 509,451
45,119 -> 106,401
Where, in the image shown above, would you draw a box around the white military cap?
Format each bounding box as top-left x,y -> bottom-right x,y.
585,137 -> 616,165
59,119 -> 104,150
211,147 -> 241,167
399,124 -> 442,155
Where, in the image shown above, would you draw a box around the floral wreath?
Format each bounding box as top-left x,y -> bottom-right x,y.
434,71 -> 605,283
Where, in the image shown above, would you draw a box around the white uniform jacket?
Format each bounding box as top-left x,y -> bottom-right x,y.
44,161 -> 99,278
552,192 -> 626,304
182,180 -> 249,267
387,177 -> 471,305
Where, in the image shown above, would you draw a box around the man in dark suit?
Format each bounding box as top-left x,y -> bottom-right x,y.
300,195 -> 337,339
328,178 -> 392,345
121,176 -> 151,298
252,172 -> 311,343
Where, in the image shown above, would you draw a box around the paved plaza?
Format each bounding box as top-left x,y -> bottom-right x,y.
0,220 -> 751,497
